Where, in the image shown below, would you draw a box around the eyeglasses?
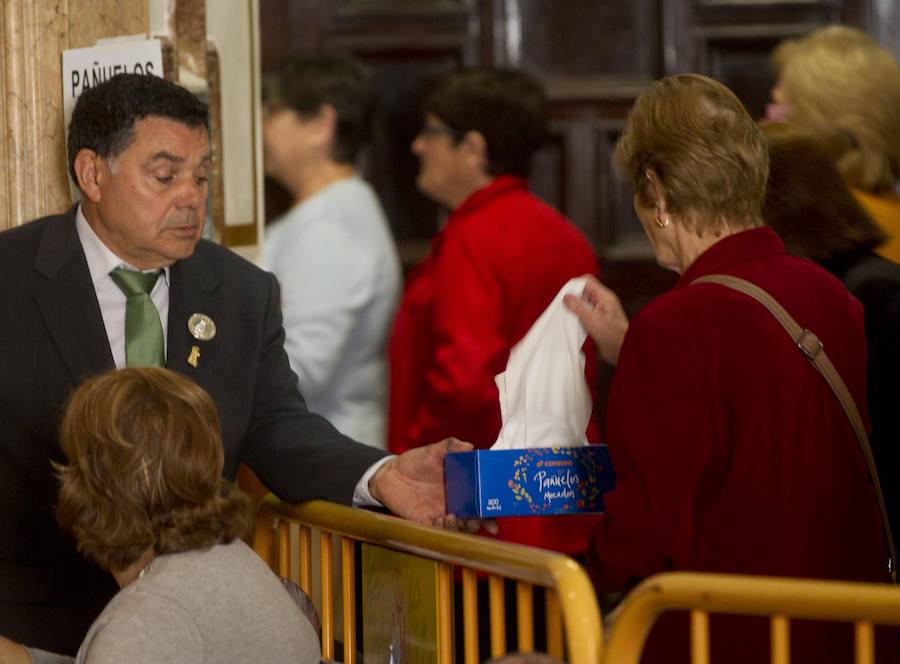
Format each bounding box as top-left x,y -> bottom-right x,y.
417,124 -> 463,140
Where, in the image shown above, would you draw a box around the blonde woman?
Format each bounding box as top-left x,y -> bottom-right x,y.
769,25 -> 900,262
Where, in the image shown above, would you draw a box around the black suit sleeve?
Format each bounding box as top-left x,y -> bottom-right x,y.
240,273 -> 388,504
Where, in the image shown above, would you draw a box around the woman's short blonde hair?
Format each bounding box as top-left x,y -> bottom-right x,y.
772,25 -> 900,192
614,74 -> 768,234
56,368 -> 252,571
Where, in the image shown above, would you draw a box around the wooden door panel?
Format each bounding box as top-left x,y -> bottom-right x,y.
258,0 -> 898,318
492,0 -> 661,78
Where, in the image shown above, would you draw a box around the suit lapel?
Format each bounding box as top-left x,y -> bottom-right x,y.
34,208 -> 115,380
167,246 -> 221,393
33,214 -> 224,386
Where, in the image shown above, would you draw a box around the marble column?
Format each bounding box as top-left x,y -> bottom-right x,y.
0,0 -> 148,231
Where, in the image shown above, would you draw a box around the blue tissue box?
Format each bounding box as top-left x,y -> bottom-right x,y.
445,446 -> 616,518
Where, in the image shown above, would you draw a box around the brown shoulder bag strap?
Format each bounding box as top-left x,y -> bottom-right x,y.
693,273 -> 896,582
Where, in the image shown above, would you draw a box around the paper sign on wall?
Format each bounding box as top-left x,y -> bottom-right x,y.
62,38 -> 163,130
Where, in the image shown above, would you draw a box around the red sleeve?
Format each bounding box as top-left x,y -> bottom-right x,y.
405,226 -> 509,449
590,306 -> 724,591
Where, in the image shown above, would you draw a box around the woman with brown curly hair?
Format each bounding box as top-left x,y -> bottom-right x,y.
1,368 -> 319,664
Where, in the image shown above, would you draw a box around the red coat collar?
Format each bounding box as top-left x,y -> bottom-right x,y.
429,176 -> 528,253
450,175 -> 527,220
677,226 -> 787,287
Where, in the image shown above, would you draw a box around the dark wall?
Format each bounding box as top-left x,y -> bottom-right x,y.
259,0 -> 894,309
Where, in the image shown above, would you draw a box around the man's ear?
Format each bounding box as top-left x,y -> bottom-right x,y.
73,149 -> 105,203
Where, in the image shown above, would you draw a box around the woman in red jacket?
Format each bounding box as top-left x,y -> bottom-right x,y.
389,68 -> 600,555
565,74 -> 891,664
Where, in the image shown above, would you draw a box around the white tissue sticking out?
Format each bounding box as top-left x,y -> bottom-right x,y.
492,277 -> 592,450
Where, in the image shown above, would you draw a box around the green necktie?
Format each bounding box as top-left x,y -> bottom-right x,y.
109,267 -> 165,367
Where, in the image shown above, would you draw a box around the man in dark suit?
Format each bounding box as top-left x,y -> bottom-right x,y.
0,73 -> 468,655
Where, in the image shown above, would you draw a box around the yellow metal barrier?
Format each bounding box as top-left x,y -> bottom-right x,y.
602,572 -> 900,664
252,498 -> 602,664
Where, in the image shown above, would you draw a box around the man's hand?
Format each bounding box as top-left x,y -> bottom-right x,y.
369,438 -> 498,534
433,512 -> 498,534
563,275 -> 629,365
0,635 -> 31,664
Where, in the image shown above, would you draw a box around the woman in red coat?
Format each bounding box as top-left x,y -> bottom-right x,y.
565,74 -> 891,663
389,68 -> 600,555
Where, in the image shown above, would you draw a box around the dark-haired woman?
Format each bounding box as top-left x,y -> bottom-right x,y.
389,67 -> 601,554
763,121 -> 900,547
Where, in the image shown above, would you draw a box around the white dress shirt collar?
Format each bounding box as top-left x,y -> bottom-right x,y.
75,205 -> 171,368
74,205 -> 171,285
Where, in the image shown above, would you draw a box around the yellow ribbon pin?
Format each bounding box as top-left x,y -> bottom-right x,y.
187,345 -> 200,368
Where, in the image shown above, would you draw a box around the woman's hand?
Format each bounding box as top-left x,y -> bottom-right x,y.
564,275 -> 629,365
0,635 -> 31,664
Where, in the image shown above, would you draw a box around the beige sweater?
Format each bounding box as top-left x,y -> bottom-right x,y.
29,540 -> 320,664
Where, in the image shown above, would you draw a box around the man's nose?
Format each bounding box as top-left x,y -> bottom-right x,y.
180,179 -> 206,208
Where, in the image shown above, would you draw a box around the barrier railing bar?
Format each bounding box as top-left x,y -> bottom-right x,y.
320,531 -> 334,660
299,526 -> 312,594
770,614 -> 789,664
854,621 -> 874,664
341,537 -> 356,664
438,563 -> 454,663
251,514 -> 275,577
277,520 -> 290,579
517,581 -> 534,653
690,609 -> 709,664
259,500 -> 561,585
463,568 -> 479,664
610,573 -> 900,621
545,589 -> 564,660
489,574 -> 506,657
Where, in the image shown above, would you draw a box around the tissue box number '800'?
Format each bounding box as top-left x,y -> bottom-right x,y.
445,446 -> 615,518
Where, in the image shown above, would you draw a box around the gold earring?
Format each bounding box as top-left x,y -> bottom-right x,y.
654,215 -> 669,228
